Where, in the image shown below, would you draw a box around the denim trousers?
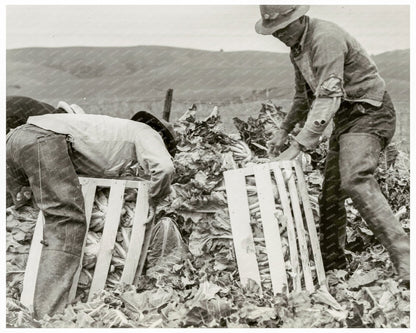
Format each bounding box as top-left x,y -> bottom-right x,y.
6,124 -> 86,317
319,92 -> 410,278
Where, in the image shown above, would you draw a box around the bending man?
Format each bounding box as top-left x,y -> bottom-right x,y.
6,107 -> 176,318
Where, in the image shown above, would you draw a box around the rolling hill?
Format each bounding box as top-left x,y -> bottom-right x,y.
7,45 -> 409,105
6,46 -> 410,150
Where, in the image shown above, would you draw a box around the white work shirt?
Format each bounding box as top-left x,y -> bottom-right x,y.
27,114 -> 175,199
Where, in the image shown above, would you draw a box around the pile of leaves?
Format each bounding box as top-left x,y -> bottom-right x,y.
233,102 -> 287,157
6,102 -> 410,328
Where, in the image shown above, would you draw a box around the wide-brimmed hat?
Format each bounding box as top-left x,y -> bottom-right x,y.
131,111 -> 177,157
255,5 -> 310,35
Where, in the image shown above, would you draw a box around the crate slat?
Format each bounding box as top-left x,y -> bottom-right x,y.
79,177 -> 141,189
88,180 -> 126,300
224,169 -> 262,291
284,163 -> 314,292
254,164 -> 288,294
120,182 -> 149,284
20,212 -> 45,310
68,180 -> 97,301
271,163 -> 302,291
294,162 -> 327,290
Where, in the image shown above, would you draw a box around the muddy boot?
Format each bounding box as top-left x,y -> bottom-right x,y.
339,133 -> 410,281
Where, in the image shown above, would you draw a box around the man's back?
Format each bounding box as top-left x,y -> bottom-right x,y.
26,113 -> 175,200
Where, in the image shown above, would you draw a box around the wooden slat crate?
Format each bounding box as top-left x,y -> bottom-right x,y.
224,160 -> 327,295
21,177 -> 149,310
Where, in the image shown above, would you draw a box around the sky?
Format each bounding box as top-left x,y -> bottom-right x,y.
5,4 -> 411,55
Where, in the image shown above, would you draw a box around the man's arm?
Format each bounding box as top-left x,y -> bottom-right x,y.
277,94 -> 342,161
292,33 -> 347,150
268,57 -> 312,156
277,33 -> 347,159
280,57 -> 312,133
293,96 -> 341,149
135,132 -> 175,201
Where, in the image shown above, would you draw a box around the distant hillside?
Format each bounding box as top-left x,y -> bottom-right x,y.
6,46 -> 410,151
6,46 -> 409,106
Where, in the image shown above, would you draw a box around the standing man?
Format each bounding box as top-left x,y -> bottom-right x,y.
6,110 -> 176,318
255,5 -> 409,284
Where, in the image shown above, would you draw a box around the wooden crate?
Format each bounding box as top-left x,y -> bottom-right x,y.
224,160 -> 327,295
21,177 -> 150,310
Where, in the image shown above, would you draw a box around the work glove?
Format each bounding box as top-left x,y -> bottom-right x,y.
267,129 -> 289,157
275,141 -> 301,161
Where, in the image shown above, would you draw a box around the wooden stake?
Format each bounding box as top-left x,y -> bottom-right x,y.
163,88 -> 173,121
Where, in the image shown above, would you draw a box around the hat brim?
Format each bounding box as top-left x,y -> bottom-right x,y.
70,104 -> 85,114
57,101 -> 85,114
255,5 -> 310,35
57,101 -> 75,114
131,111 -> 177,156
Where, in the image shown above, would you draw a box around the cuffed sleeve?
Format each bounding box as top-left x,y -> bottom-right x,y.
280,57 -> 313,133
148,158 -> 175,200
293,96 -> 341,149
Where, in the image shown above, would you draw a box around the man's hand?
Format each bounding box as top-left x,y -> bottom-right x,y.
275,141 -> 301,161
267,129 -> 288,157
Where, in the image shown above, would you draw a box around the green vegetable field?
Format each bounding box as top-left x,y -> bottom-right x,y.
6,102 -> 410,328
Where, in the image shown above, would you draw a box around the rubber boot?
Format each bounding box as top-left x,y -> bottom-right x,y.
339,133 -> 410,281
319,148 -> 349,271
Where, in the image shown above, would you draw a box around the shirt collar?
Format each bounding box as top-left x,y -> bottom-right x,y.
292,16 -> 310,57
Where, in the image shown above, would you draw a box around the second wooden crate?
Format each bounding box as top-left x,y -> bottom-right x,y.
224,160 -> 327,295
